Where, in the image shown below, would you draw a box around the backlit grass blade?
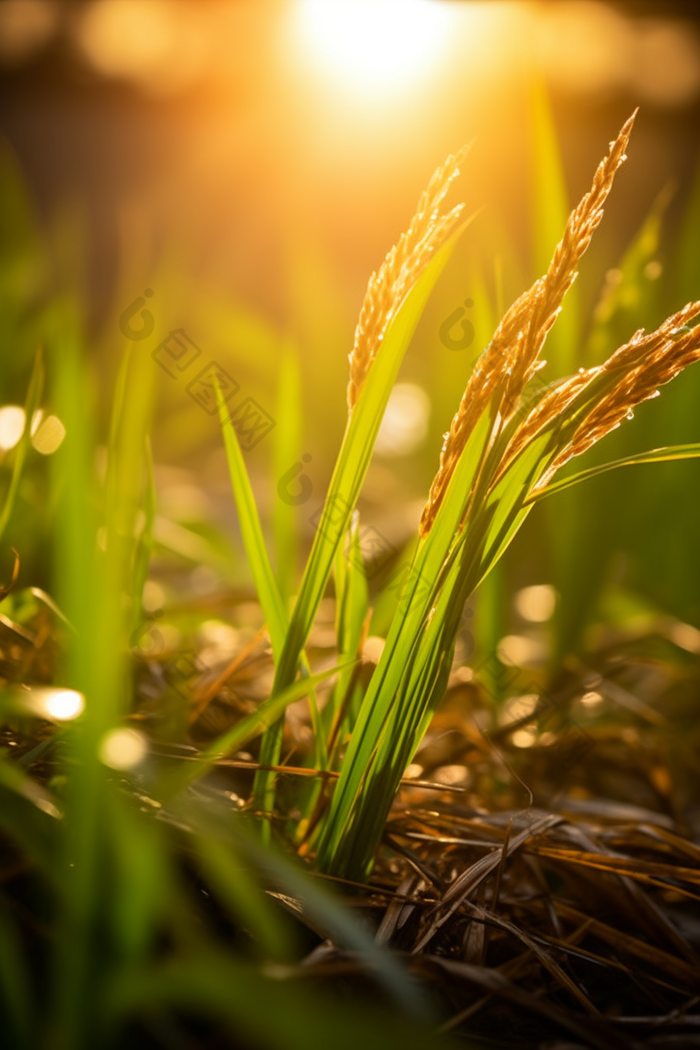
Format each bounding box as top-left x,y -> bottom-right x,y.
48,309 -> 118,1049
272,340 -> 303,604
0,348 -> 43,543
216,381 -> 327,770
105,790 -> 172,967
530,77 -> 580,378
163,660 -> 353,797
325,511 -> 368,744
195,833 -> 295,962
525,442 -> 700,504
315,411 -> 493,871
468,262 -> 505,694
586,183 -> 673,364
182,799 -> 431,1022
529,78 -> 589,666
0,894 -> 33,1048
103,951 -> 444,1050
255,217 -> 473,816
317,425 -> 555,878
131,434 -> 156,623
105,344 -> 132,515
217,381 -> 287,657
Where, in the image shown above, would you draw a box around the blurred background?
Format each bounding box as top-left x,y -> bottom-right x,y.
2,0 -> 700,670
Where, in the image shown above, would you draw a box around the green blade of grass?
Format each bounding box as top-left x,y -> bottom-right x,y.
48,294 -> 152,1048
530,77 -> 580,378
325,511 -> 368,742
0,348 -> 43,544
194,833 -> 295,962
162,660 -> 353,797
131,434 -> 156,623
103,951 -> 447,1050
216,380 -> 327,771
180,797 -> 432,1022
525,442 -> 700,504
315,409 -> 493,871
0,894 -> 33,1048
255,216 -> 474,818
217,380 -> 287,657
586,183 -> 673,365
316,423 -> 555,878
106,790 -> 172,966
272,340 -> 303,604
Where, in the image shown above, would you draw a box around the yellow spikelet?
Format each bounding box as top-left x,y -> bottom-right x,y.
420,111 -> 637,536
347,146 -> 469,409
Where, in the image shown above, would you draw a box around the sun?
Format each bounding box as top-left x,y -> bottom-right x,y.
294,0 -> 451,98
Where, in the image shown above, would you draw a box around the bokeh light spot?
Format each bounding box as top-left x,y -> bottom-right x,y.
375,382 -> 430,457
99,728 -> 149,771
31,415 -> 66,455
0,406 -> 25,451
515,584 -> 557,623
41,689 -> 85,722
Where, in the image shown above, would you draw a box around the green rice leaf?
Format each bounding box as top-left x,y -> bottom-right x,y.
0,347 -> 43,543
272,340 -> 304,604
217,381 -> 287,658
163,660 -> 354,797
526,443 -> 700,504
530,77 -> 580,377
0,893 -> 33,1047
195,833 -> 295,962
255,215 -> 474,814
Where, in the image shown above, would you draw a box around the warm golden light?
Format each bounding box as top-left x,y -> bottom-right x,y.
295,0 -> 451,97
0,405 -> 25,450
31,414 -> 66,455
375,383 -> 430,457
99,728 -> 149,771
515,584 -> 557,623
36,688 -> 85,722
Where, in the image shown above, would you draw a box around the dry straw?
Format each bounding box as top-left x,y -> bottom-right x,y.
347,146 -> 470,409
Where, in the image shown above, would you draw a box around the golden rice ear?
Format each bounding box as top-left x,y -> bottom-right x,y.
550,303 -> 700,470
420,111 -> 637,537
347,145 -> 470,410
498,108 -> 637,417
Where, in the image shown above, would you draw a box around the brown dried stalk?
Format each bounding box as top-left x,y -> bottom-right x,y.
347,146 -> 469,410
420,111 -> 637,536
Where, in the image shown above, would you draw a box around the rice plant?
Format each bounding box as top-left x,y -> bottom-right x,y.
3,105 -> 700,1049
214,111 -> 700,882
0,289 -> 436,1050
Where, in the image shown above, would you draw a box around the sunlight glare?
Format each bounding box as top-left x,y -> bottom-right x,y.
99,728 -> 149,771
31,414 -> 66,455
38,688 -> 85,721
515,584 -> 557,623
0,406 -> 25,450
375,382 -> 430,457
295,0 -> 451,97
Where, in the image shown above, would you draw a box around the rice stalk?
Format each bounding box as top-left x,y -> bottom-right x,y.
315,110 -> 700,883
347,146 -> 469,409
420,111 -> 636,536
252,149 -> 473,822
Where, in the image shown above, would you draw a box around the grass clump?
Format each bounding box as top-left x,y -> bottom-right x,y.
2,102 -> 700,1050
215,110 -> 700,882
